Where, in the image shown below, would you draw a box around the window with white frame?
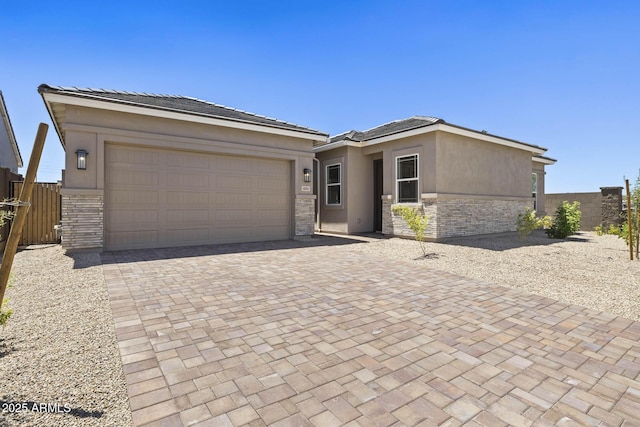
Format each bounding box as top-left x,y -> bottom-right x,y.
326,164 -> 341,205
396,154 -> 419,203
532,173 -> 538,211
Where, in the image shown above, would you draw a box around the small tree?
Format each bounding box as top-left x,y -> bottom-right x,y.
619,172 -> 640,259
516,208 -> 552,240
391,205 -> 429,257
546,201 -> 581,239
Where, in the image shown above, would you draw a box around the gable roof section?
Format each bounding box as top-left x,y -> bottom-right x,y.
0,91 -> 23,168
38,84 -> 329,147
316,116 -> 548,155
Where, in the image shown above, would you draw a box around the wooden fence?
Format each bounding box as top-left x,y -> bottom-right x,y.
12,182 -> 61,245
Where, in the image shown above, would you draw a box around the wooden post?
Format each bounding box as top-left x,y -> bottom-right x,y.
626,179 -> 634,261
0,123 -> 48,310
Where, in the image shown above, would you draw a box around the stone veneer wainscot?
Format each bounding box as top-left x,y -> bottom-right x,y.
383,194 -> 532,240
294,195 -> 316,237
61,189 -> 104,251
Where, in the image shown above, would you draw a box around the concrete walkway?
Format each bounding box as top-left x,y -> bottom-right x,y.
102,237 -> 640,426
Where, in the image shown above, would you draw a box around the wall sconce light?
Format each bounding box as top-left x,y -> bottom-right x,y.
303,168 -> 311,182
76,149 -> 88,170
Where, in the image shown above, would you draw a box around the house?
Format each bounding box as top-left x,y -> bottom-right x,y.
0,91 -> 23,174
39,84 -> 328,251
313,116 -> 556,239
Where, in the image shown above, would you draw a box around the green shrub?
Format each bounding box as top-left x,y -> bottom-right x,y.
546,201 -> 581,239
516,208 -> 552,240
0,298 -> 12,328
392,205 -> 429,257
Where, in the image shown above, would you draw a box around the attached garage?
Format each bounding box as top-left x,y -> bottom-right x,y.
104,144 -> 292,250
39,84 -> 327,252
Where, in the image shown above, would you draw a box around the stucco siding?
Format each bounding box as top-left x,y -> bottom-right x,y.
0,119 -> 19,173
436,132 -> 531,197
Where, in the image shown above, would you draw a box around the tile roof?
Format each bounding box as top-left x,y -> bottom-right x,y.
321,115 -> 547,153
329,116 -> 443,143
38,84 -> 328,136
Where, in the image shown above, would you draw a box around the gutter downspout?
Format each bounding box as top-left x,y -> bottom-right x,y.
313,157 -> 321,232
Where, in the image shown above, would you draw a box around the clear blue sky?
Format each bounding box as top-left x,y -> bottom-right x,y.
2,1 -> 639,192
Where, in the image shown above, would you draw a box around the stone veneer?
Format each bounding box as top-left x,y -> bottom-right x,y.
383,195 -> 531,239
294,195 -> 315,237
61,191 -> 104,251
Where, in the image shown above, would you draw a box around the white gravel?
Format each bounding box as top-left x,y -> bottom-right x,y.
348,230 -> 640,321
0,245 -> 132,427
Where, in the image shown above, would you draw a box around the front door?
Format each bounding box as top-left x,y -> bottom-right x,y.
373,159 -> 383,232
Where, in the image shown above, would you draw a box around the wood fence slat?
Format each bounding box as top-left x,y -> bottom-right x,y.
12,182 -> 61,245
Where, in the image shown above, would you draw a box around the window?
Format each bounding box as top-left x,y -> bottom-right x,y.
326,164 -> 341,205
396,154 -> 419,203
532,173 -> 538,211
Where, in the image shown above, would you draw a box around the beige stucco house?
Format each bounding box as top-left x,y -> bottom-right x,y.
39,84 -> 328,251
40,84 -> 555,251
314,116 -> 556,239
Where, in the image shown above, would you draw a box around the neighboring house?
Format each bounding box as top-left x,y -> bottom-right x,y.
0,91 -> 23,174
39,84 -> 328,251
313,116 -> 556,239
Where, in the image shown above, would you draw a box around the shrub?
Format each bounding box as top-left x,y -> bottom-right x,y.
0,298 -> 12,328
546,201 -> 581,239
391,205 -> 429,257
516,208 -> 552,240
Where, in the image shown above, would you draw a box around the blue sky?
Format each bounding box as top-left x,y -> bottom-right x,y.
2,1 -> 639,192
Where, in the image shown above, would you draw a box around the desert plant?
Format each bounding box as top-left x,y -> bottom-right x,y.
516,208 -> 552,240
621,172 -> 640,259
0,298 -> 12,328
391,205 -> 429,257
546,201 -> 581,239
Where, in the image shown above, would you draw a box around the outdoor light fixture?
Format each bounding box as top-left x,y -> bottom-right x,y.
76,149 -> 88,170
303,168 -> 312,182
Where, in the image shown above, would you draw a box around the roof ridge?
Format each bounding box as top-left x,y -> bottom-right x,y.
45,84 -> 187,99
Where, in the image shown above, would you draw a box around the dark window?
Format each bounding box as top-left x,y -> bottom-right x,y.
326,164 -> 341,205
396,155 -> 418,203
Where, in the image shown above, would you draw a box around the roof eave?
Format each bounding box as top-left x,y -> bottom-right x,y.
349,123 -> 546,155
533,155 -> 557,165
38,87 -> 328,143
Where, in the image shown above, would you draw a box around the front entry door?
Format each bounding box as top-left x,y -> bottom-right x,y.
373,159 -> 383,232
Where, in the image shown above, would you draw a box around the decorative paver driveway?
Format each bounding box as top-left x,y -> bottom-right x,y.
102,237 -> 640,426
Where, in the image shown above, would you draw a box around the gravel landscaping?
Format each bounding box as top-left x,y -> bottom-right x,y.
349,230 -> 640,321
0,245 -> 132,427
0,230 -> 638,427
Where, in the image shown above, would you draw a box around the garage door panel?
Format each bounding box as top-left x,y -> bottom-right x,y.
167,172 -> 209,188
167,152 -> 209,169
106,147 -> 160,166
216,209 -> 252,224
214,192 -> 252,206
109,209 -> 159,226
167,209 -> 208,224
166,229 -> 209,243
105,144 -> 291,250
108,170 -> 159,187
257,209 -> 290,224
216,175 -> 252,190
108,190 -> 160,205
167,191 -> 209,206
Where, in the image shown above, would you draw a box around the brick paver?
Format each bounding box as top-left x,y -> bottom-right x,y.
102,237 -> 640,426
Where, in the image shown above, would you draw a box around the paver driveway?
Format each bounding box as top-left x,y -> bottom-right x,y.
102,236 -> 640,426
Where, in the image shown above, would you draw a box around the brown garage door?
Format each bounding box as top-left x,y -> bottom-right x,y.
104,143 -> 291,250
